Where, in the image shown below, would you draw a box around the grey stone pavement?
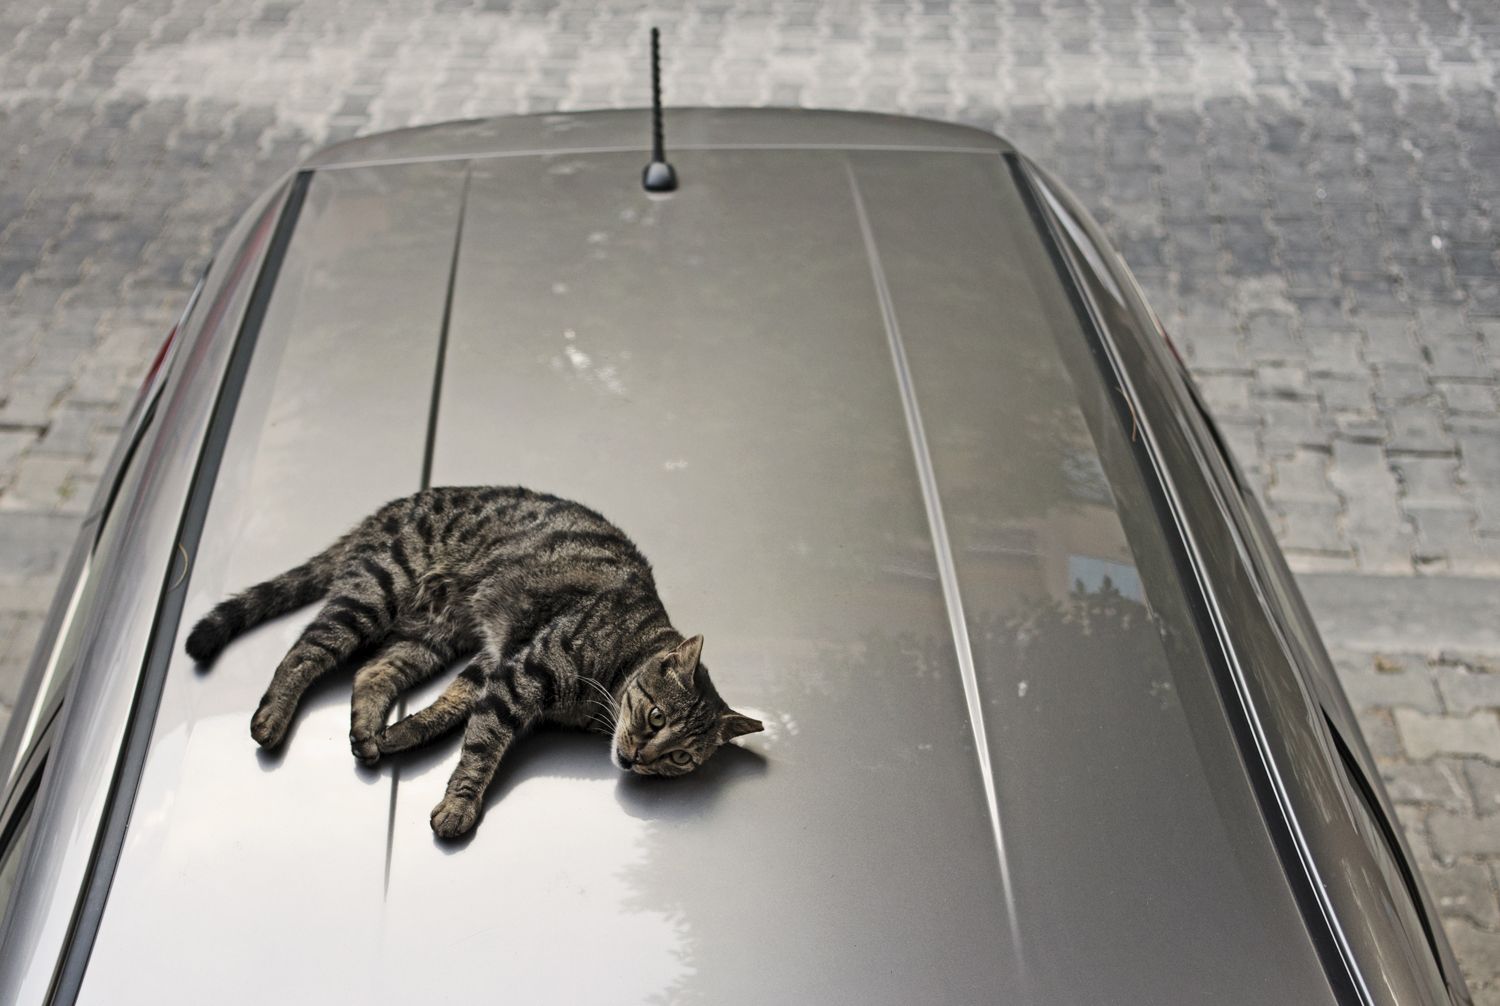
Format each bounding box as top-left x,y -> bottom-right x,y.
0,0 -> 1498,994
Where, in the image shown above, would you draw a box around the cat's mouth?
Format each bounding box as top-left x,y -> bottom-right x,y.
611,742 -> 641,773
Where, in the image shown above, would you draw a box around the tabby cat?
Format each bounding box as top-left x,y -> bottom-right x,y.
185,486 -> 763,838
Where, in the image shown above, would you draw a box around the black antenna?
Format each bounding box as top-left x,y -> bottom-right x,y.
642,27 -> 677,193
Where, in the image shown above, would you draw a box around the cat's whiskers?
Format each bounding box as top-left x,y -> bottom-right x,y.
579,676 -> 620,719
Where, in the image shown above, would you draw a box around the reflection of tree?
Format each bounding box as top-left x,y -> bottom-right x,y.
932,338 -> 1104,530
610,582 -> 1168,1004
612,577 -> 1296,1004
971,576 -> 1157,677
613,614 -> 1018,1004
971,580 -> 1293,1003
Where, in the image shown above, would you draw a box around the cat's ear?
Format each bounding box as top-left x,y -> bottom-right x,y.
663,634 -> 704,687
718,709 -> 764,743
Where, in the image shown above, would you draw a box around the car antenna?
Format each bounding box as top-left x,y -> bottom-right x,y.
642,27 -> 678,193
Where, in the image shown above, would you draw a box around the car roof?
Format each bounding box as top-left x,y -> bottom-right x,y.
74,110 -> 1332,1004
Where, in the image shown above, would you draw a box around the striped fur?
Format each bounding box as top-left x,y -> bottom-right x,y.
186,485 -> 762,838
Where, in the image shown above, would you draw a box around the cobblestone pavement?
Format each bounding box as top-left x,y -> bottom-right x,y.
1,0 -> 1498,995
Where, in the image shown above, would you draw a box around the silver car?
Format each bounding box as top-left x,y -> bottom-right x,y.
0,109 -> 1471,1005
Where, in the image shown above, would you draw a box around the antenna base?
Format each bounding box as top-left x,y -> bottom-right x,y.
642,159 -> 678,193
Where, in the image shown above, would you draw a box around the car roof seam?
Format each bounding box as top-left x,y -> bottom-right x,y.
845,154 -> 1029,987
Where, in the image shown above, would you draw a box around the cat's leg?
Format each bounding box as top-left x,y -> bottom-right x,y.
372,613 -> 522,757
251,579 -> 400,749
427,633 -> 569,838
349,621 -> 475,765
374,662 -> 482,754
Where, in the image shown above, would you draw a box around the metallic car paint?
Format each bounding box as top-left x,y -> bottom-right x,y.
85,143 -> 1328,1004
0,109 -> 1463,1006
75,161 -> 469,1004
0,178 -> 292,1006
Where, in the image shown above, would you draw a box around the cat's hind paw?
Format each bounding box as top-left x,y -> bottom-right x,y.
430,795 -> 480,839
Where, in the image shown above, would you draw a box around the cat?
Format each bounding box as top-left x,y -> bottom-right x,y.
185,485 -> 763,838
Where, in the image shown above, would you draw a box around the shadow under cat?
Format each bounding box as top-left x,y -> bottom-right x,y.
261,653 -> 771,850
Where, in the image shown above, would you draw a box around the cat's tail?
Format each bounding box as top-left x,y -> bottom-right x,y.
184,548 -> 338,665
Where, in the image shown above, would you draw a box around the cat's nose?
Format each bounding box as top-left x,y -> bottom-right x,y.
617,752 -> 635,769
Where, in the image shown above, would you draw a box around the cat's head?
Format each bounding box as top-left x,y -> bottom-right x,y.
612,634 -> 762,777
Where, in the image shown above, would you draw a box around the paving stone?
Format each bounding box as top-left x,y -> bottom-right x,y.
0,454 -> 81,512
1438,381 -> 1500,415
1192,372 -> 1253,421
1329,438 -> 1414,570
1181,319 -> 1243,369
1313,373 -> 1375,414
1445,919 -> 1500,992
0,431 -> 37,474
1305,577 -> 1500,662
1216,421 -> 1264,484
1387,405 -> 1457,455
1375,364 -> 1432,404
1408,506 -> 1483,566
1378,757 -> 1472,811
1269,447 -> 1337,504
1430,811 -> 1500,861
1305,328 -> 1363,375
0,390 -> 59,431
1335,653 -> 1443,712
1436,664 -> 1500,716
1456,419 -> 1500,536
0,612 -> 42,708
1428,331 -> 1489,380
1471,762 -> 1500,817
1351,705 -> 1406,762
1259,397 -> 1331,449
32,402 -> 103,457
0,511 -> 80,584
1244,310 -> 1304,362
1255,362 -> 1312,399
1334,413 -> 1389,442
1362,316 -> 1425,368
1392,798 -> 1433,852
1277,505 -> 1347,557
1420,858 -> 1500,930
1394,456 -> 1466,507
1396,710 -> 1500,762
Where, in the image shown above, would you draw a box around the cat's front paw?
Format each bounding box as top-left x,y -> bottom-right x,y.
250,699 -> 291,749
349,731 -> 381,766
430,795 -> 480,839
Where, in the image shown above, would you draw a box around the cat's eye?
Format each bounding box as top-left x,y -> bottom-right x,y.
647,706 -> 665,729
670,750 -> 692,766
